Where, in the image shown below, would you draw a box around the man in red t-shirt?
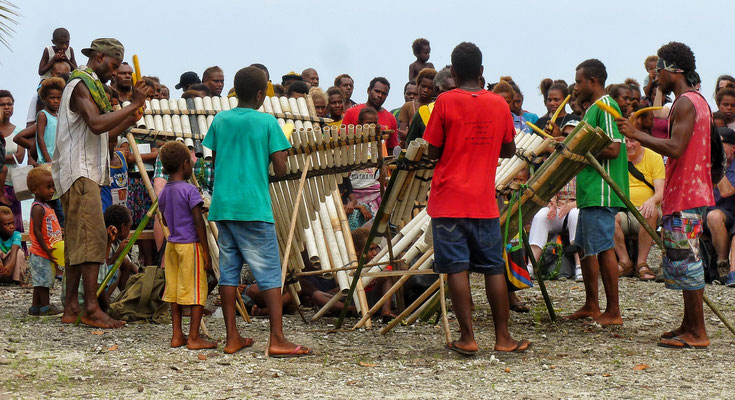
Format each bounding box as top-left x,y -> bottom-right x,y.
424,42 -> 530,355
617,42 -> 713,349
342,77 -> 399,151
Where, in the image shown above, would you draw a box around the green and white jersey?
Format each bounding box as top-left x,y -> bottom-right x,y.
576,95 -> 629,209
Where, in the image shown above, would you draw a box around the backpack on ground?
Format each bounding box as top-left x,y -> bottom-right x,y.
108,266 -> 170,324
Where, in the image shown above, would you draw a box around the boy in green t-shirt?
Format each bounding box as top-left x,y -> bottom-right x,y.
567,59 -> 629,326
202,66 -> 311,357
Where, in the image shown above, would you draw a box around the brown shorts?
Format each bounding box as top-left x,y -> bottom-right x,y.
61,178 -> 107,266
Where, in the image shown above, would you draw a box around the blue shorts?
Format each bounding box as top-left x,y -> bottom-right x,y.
431,217 -> 504,275
574,207 -> 618,257
29,253 -> 55,288
216,221 -> 282,291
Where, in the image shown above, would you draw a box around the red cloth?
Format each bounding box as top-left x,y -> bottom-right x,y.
662,91 -> 715,215
342,104 -> 399,149
423,89 -> 515,218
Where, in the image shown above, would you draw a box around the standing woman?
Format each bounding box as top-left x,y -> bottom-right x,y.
535,79 -> 580,137
0,90 -> 27,242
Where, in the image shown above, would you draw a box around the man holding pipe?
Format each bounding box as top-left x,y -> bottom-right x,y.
566,58 -> 628,326
424,42 -> 530,355
616,42 -> 714,349
52,38 -> 150,328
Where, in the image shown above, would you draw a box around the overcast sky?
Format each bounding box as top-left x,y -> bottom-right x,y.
1,0 -> 734,126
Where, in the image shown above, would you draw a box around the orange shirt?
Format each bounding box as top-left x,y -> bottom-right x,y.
29,201 -> 62,259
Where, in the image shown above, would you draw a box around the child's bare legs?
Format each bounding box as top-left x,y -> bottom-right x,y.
380,278 -> 394,317
33,287 -> 50,307
220,285 -> 254,354
187,305 -> 217,349
170,303 -> 186,348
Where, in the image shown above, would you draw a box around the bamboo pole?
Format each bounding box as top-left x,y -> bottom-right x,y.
584,152 -> 735,337
406,290 -> 439,325
381,278 -> 441,335
353,249 -> 434,329
280,156 -> 311,291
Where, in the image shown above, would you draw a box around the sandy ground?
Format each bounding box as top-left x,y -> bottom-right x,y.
1,267 -> 734,399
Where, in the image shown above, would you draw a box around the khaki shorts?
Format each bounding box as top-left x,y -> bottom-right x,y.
61,178 -> 107,266
618,208 -> 662,236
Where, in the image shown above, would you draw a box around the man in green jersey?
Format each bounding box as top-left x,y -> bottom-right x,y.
566,59 -> 630,326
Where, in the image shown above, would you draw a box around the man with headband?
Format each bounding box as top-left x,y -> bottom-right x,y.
616,42 -> 714,349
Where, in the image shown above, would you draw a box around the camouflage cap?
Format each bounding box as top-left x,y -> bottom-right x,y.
81,38 -> 124,61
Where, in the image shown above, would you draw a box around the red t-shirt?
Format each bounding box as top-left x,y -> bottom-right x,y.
342,104 -> 399,149
662,91 -> 715,215
423,89 -> 515,219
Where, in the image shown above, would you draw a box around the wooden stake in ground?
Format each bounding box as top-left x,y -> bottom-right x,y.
584,152 -> 735,337
280,157 -> 311,291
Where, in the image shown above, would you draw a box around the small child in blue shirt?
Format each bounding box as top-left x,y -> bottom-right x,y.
0,206 -> 26,285
203,66 -> 311,357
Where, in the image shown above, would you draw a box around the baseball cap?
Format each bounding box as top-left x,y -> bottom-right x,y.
81,38 -> 124,61
175,71 -> 201,90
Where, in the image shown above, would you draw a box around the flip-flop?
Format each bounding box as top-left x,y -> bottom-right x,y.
495,339 -> 532,353
657,336 -> 708,349
660,331 -> 675,339
510,303 -> 530,313
269,345 -> 312,358
447,340 -> 477,357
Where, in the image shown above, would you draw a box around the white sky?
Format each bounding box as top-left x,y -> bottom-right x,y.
1,0 -> 735,127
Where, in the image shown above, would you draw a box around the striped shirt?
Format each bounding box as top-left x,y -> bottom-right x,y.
52,76 -> 110,196
576,95 -> 629,208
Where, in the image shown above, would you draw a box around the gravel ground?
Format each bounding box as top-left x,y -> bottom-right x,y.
1,258 -> 734,399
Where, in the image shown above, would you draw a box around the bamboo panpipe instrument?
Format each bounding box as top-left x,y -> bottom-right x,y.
499,121 -> 613,242
380,277 -> 442,335
495,131 -> 553,192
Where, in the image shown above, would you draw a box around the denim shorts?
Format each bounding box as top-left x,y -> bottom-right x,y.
29,253 -> 55,288
431,217 -> 504,275
216,221 -> 281,290
574,207 -> 618,257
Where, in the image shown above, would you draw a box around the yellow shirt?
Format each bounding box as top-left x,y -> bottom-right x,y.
628,148 -> 665,207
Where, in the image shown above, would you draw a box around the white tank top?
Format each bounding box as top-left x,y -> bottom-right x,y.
51,75 -> 110,196
40,46 -> 72,79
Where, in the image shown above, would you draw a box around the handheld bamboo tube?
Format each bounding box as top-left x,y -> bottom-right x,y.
288,97 -> 301,118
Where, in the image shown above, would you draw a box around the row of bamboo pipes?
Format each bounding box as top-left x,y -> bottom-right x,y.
495,130 -> 554,192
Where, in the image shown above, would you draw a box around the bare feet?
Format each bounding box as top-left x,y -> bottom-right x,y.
60,311 -> 79,324
223,335 -> 254,354
495,339 -> 532,353
80,308 -> 126,329
565,306 -> 601,321
594,311 -> 623,326
187,336 -> 218,350
171,334 -> 188,348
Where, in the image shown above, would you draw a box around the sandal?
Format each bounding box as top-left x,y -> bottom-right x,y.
617,260 -> 633,277
636,263 -> 655,281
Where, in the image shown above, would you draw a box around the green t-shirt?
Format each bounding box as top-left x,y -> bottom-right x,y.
576,95 -> 629,209
202,108 -> 291,222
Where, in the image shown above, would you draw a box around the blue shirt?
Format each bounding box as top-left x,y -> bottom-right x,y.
0,231 -> 22,253
202,107 -> 291,222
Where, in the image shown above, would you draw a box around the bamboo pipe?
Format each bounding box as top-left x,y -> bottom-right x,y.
311,291 -> 345,321
585,153 -> 735,336
363,217 -> 431,287
381,278 -> 441,335
279,156 -> 311,291
353,249 -> 434,329
406,290 -> 440,325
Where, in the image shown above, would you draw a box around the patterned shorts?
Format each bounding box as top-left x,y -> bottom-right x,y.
662,208 -> 706,291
